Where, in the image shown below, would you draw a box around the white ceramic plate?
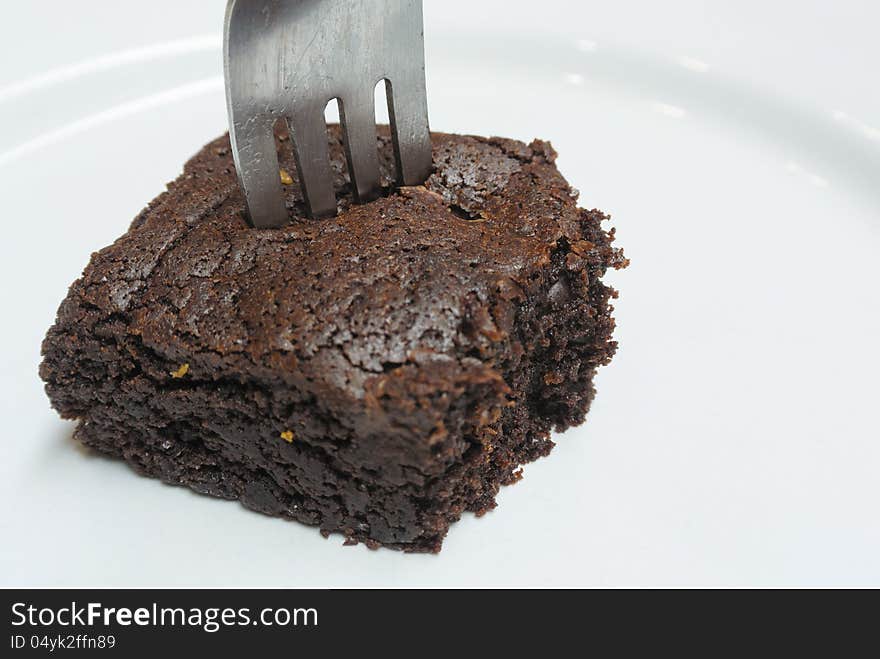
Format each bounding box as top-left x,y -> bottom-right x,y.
2,1 -> 879,587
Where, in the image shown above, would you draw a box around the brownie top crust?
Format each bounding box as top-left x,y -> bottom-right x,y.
48,125 -> 624,419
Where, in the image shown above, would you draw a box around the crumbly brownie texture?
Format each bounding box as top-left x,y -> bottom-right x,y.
40,124 -> 627,552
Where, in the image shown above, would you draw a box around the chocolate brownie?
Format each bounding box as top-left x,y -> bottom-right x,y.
40,124 -> 627,552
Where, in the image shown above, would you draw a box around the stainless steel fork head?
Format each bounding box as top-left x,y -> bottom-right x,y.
224,0 -> 432,228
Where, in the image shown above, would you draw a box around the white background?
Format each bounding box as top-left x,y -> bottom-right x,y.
1,1 -> 879,586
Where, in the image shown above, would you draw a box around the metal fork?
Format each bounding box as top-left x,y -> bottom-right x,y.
224,0 -> 433,228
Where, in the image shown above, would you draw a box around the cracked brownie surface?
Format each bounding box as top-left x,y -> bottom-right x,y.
40,124 -> 627,552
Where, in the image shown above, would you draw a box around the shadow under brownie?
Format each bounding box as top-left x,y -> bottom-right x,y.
40,124 -> 627,552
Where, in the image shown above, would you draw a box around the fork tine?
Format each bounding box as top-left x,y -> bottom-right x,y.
338,90 -> 381,203
385,77 -> 433,186
289,108 -> 337,218
228,116 -> 288,229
